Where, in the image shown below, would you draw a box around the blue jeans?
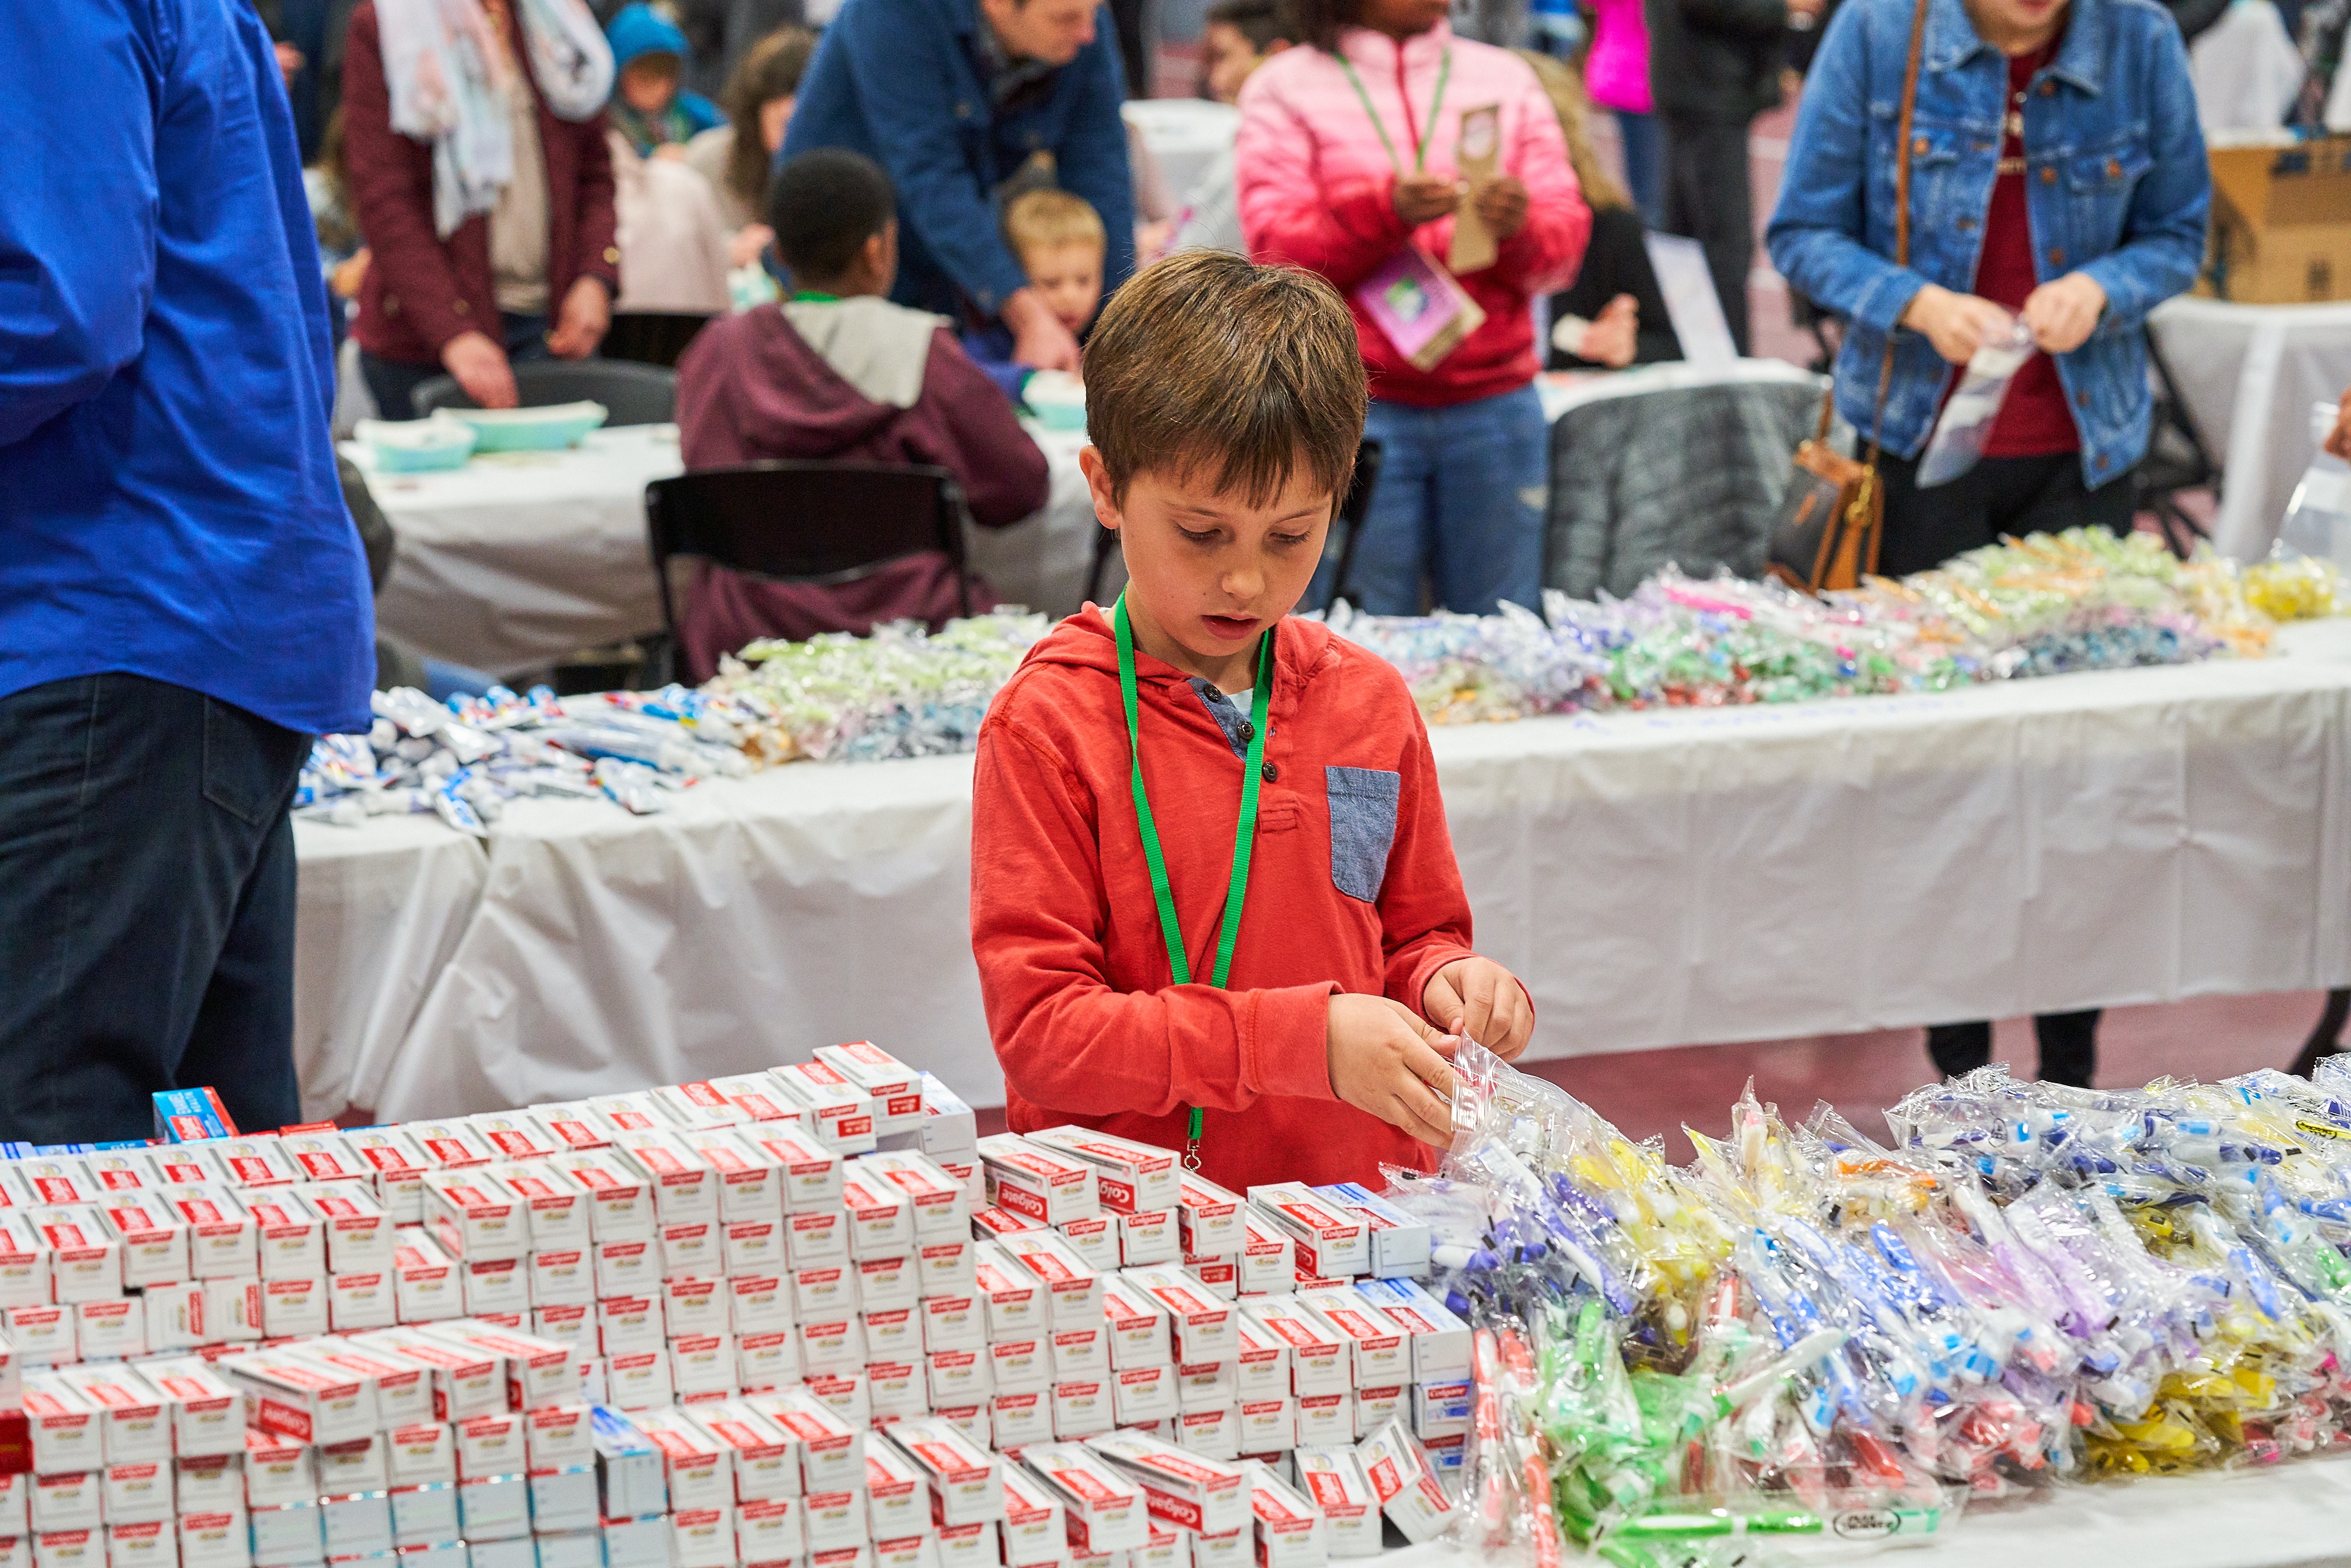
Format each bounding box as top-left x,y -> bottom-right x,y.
1612,109 -> 1663,227
1318,385 -> 1549,616
0,675 -> 309,1142
360,310 -> 551,419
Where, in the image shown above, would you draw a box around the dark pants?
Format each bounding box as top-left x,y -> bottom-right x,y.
0,675 -> 310,1143
360,310 -> 551,419
1662,113 -> 1754,354
1612,109 -> 1664,227
1877,449 -> 2138,578
1886,447 -> 2137,1089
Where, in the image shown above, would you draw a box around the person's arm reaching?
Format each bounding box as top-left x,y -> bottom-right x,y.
1054,18 -> 1139,294
0,2 -> 158,448
1236,70 -> 1414,290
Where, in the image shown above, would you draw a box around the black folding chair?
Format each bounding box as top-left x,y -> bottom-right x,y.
411,359 -> 679,425
601,313 -> 714,371
2136,327 -> 2221,560
644,460 -> 973,681
1080,439 -> 1386,611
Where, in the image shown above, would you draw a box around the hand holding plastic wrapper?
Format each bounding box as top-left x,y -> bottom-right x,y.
1916,316 -> 2035,487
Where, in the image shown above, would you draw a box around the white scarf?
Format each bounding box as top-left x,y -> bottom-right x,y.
375,0 -> 616,238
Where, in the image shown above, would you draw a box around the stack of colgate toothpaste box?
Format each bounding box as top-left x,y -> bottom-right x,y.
0,1049 -> 1464,1568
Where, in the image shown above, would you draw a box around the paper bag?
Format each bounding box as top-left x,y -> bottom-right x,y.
1447,105 -> 1502,274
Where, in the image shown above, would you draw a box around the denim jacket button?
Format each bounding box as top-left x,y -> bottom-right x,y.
2048,247 -> 2065,266
1912,136 -> 1929,155
2075,390 -> 2090,409
2038,79 -> 2055,95
2039,166 -> 2056,184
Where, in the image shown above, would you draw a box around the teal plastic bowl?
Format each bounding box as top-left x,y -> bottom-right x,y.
357,416 -> 477,472
1023,371 -> 1087,432
445,400 -> 610,452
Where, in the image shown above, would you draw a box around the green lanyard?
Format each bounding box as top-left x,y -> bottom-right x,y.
789,290 -> 840,303
1333,47 -> 1453,175
1113,595 -> 1274,1169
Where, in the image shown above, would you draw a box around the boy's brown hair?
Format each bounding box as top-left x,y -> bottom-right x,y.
1003,189 -> 1108,262
1083,251 -> 1365,509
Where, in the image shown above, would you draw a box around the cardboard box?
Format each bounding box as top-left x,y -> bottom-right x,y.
689,1402 -> 798,1502
624,1409 -> 731,1512
1020,1444 -> 1145,1554
858,1154 -> 967,1246
170,1457 -> 239,1515
1125,1269 -> 1236,1362
1053,1215 -> 1115,1273
1294,1390 -> 1354,1449
1083,1432 -> 1248,1537
176,1508 -> 250,1568
881,1420 -> 998,1526
734,1495 -> 803,1568
29,1473 -> 100,1536
137,1360 -> 242,1458
813,1044 -> 927,1138
600,1515 -> 668,1568
796,1316 -> 866,1377
1349,1280 -> 1471,1383
857,1440 -> 921,1538
139,1148 -> 228,1190
866,1359 -> 927,1420
591,1237 -> 658,1299
288,1340 -> 430,1428
990,1232 -> 1099,1329
1245,1187 -> 1366,1279
917,1290 -> 982,1356
985,1334 -> 1047,1397
457,1472 -> 531,1541
420,1175 -> 523,1266
1353,1384 -> 1405,1439
608,1134 -> 719,1229
68,1297 -> 144,1362
838,1174 -> 914,1263
659,1220 -> 724,1283
1237,1217 -> 1294,1296
2,1307 -> 70,1370
2202,135 -> 2351,303
1176,1178 -> 1244,1259
737,1331 -> 800,1393
798,1488 -> 866,1554
704,1074 -> 805,1127
969,1209 -> 1039,1243
649,1083 -> 752,1133
419,1321 -> 578,1411
327,1266 -> 398,1331
105,1520 -> 178,1568
491,1164 -> 590,1252
974,1138 -> 1097,1227
1173,1403 -> 1239,1462
788,1262 -> 856,1321
671,1332 -> 737,1402
241,1429 -> 317,1510
385,1421 -> 458,1489
922,1347 -> 990,1413
1289,1447 -> 1376,1557
767,1065 -> 876,1156
911,1239 -> 973,1300
1049,1377 -> 1110,1439
257,1274 -> 327,1339
1310,1184 -> 1429,1279
224,1350 -> 375,1446
1116,1210 -> 1180,1270
1183,1253 -> 1238,1300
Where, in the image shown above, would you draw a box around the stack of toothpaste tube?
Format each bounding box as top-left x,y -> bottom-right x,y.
0,1044 -> 1469,1568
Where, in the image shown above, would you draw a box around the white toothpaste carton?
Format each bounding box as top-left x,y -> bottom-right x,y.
974,1137 -> 1097,1227
659,1218 -> 724,1281
669,1330 -> 737,1401
235,1188 -> 327,1279
860,1439 -> 923,1537
1023,1129 -> 1180,1218
866,1357 -> 930,1420
137,1358 -> 243,1457
838,1171 -> 914,1262
737,1328 -> 801,1392
1176,1359 -> 1236,1413
723,1214 -> 786,1277
1118,1209 -> 1180,1269
200,1277 -> 267,1345
14,1160 -> 99,1211
608,1133 -> 719,1228
589,1405 -> 668,1518
1021,1444 -> 1147,1554
1410,1379 -> 1471,1438
259,1272 -> 329,1339
787,1206 -> 850,1268
996,1468 -> 1064,1566
986,1331 -> 1048,1396
1134,1522 -> 1187,1568
705,1074 -> 807,1127
1293,1447 -> 1379,1558
1109,1362 -> 1178,1426
1054,1214 -> 1117,1274
730,1274 -> 794,1337
859,1153 -> 969,1246
1294,1390 -> 1355,1448
908,1078 -> 977,1161
243,1426 -> 320,1508
629,1408 -> 734,1512
1050,1320 -> 1108,1379
171,1453 -> 241,1512
1238,1216 -> 1295,1296
403,1122 -> 497,1172
925,1346 -> 991,1410
527,1241 -> 594,1308
797,1314 -> 866,1376
863,1304 -> 918,1361
138,1146 -> 228,1190
423,1174 -> 525,1265
386,1417 -> 459,1488
789,1261 -> 857,1320
176,1507 -> 251,1568
1176,1177 -> 1244,1260
666,1505 -> 736,1568
292,1181 -> 393,1274
917,1287 -> 982,1355
970,1207 -> 1041,1243
1350,1279 -> 1472,1382
990,1388 -> 1050,1449
0,1213 -> 53,1310
491,1162 -> 591,1252
1248,1467 -> 1325,1568
577,1094 -> 668,1138
601,1515 -> 669,1568
342,1127 -> 433,1222
744,1389 -> 864,1494
849,1256 -> 919,1320
1354,1384 -> 1406,1438
1051,1374 -> 1112,1440
3,1303 -> 73,1368
521,1402 -> 594,1472
1124,1268 -> 1237,1362
276,1129 -> 371,1187
970,1244 -> 1044,1342
420,1320 -> 579,1411
546,1151 -> 657,1243
883,1420 -> 1000,1526
1352,1418 -> 1456,1544
912,1237 -> 974,1299
30,1471 -> 102,1539
69,1295 -> 145,1362
29,1209 -> 119,1303
768,1064 -> 877,1156
1238,1395 -> 1296,1454
1183,1252 -> 1238,1300
317,1430 -> 392,1493
290,1338 -> 434,1429
1099,1277 -> 1172,1369
54,1364 -> 171,1463
459,1255 -> 528,1318
1173,1402 -> 1239,1461
359,1327 -> 506,1421
737,1125 -> 845,1214
1245,1187 -> 1368,1279
531,1104 -> 613,1154
812,1044 -> 927,1138
224,1347 -> 378,1444
464,1113 -> 561,1164
796,1370 -> 872,1428
77,1152 -> 157,1198
1296,1290 -> 1409,1387
798,1487 -> 867,1554
1244,1301 -> 1348,1397
93,1197 -> 187,1288
650,1083 -> 752,1133
592,1236 -> 658,1298
390,1228 -> 463,1322
734,1495 -> 805,1568
691,1402 -> 799,1501
98,1463 -> 171,1530
1083,1431 -> 1250,1537
328,1268 -> 396,1338
1309,1185 -> 1430,1279
678,1132 -> 786,1228
992,1231 -> 1100,1329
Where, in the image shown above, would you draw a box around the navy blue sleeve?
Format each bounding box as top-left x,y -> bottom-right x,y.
1056,19 -> 1139,294
0,0 -> 161,447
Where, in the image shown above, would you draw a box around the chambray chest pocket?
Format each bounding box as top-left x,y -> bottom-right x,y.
2064,141 -> 2153,255
1326,766 -> 1401,904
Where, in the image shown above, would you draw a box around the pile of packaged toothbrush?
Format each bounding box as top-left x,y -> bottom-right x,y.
1374,1047 -> 2351,1566
1330,530 -> 2310,724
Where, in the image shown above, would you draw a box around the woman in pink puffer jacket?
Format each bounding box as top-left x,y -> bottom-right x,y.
1236,0 -> 1589,616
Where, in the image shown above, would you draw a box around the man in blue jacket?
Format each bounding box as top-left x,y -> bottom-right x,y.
0,0 -> 375,1141
782,0 -> 1138,372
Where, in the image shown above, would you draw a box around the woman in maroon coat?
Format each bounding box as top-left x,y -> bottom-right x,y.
343,0 -> 621,417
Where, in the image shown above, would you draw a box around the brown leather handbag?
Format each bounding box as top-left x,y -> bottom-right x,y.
1767,0 -> 1934,594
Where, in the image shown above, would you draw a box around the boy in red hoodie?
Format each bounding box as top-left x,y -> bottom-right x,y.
970,251 -> 1534,1193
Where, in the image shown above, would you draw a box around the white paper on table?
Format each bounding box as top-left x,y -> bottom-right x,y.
1644,234 -> 1740,371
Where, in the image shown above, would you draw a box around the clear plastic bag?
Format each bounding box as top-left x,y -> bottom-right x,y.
1916,318 -> 2036,488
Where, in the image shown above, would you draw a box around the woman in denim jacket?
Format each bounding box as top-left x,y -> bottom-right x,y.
1767,0 -> 2207,1087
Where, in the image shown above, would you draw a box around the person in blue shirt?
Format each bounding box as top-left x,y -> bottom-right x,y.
0,0 -> 374,1143
782,0 -> 1138,374
607,2 -> 729,156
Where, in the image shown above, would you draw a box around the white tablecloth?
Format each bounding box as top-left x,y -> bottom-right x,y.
349,425 -> 1102,678
293,621 -> 2351,1122
1385,1447 -> 2351,1568
2149,296 -> 2351,562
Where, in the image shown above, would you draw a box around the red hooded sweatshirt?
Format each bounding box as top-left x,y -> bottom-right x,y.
970,607 -> 1489,1193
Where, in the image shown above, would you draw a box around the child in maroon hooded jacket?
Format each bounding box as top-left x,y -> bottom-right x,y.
672,150 -> 1049,679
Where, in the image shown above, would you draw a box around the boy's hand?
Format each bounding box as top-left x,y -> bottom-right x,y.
1327,994 -> 1460,1149
1423,958 -> 1533,1061
1395,171 -> 1464,227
